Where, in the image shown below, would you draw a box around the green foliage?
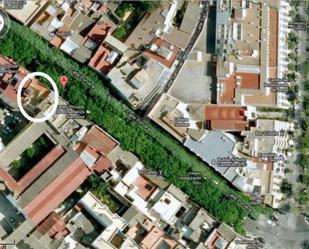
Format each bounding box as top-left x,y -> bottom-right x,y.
25,147 -> 36,159
288,32 -> 298,43
139,0 -> 161,13
303,62 -> 309,77
288,63 -> 296,71
89,175 -> 120,213
289,9 -> 296,17
287,72 -> 297,82
11,160 -> 21,169
288,52 -> 296,60
0,21 -> 266,232
8,134 -> 53,180
113,26 -> 127,40
288,41 -> 296,50
112,1 -> 160,41
281,179 -> 293,197
287,84 -> 298,102
115,3 -> 134,19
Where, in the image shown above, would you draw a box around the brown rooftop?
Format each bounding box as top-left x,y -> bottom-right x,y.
133,175 -> 156,201
82,125 -> 118,155
37,212 -> 69,239
0,145 -> 65,195
205,105 -> 249,131
218,71 -> 261,104
218,75 -> 236,104
269,8 -> 278,67
238,72 -> 260,89
143,38 -> 180,68
24,157 -> 91,225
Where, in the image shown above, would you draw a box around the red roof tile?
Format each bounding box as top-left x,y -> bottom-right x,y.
24,157 -> 91,225
93,156 -> 112,174
89,44 -> 117,73
205,105 -> 248,131
269,8 -> 278,67
82,125 -> 118,155
16,145 -> 65,195
217,75 -> 236,104
143,38 -> 180,68
217,72 -> 260,104
133,175 -> 156,200
85,21 -> 114,44
237,72 -> 260,89
37,212 -> 67,238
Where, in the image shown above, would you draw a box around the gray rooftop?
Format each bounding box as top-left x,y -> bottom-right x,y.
216,11 -> 231,25
17,149 -> 79,208
167,184 -> 187,203
217,223 -> 237,242
0,122 -> 48,168
184,131 -> 235,175
180,2 -> 200,34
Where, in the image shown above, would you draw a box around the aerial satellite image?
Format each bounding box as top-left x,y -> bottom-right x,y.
0,0 -> 308,248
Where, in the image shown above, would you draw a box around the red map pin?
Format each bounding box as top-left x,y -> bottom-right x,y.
60,75 -> 68,88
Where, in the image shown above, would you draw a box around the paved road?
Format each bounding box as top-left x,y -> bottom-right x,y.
245,214 -> 309,249
142,0 -> 210,112
246,5 -> 309,249
163,0 -> 209,92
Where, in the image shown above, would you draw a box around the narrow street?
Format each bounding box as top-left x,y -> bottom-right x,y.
245,214 -> 309,249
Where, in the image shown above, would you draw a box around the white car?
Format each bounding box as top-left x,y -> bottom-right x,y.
266,220 -> 276,226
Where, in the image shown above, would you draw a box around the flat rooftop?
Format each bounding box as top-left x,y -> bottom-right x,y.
184,131 -> 236,176
108,59 -> 165,105
6,1 -> 49,25
82,125 -> 118,155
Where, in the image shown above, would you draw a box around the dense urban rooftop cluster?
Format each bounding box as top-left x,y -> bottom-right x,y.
0,0 -> 307,248
0,55 -> 248,249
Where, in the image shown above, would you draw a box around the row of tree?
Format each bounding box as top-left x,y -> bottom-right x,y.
0,21 -> 267,233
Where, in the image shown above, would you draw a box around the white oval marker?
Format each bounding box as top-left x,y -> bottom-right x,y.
17,72 -> 59,123
0,15 -> 4,33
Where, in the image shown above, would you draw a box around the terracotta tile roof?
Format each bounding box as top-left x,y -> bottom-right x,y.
85,21 -> 114,43
141,225 -> 164,248
217,75 -> 236,104
133,175 -> 156,200
143,38 -> 180,68
218,72 -> 260,104
82,0 -> 93,8
0,145 -> 64,194
36,212 -> 67,238
0,56 -> 14,65
24,157 -> 91,225
205,105 -> 248,131
140,222 -> 177,249
89,44 -> 116,73
16,144 -> 65,195
0,166 -> 19,192
82,125 -> 118,155
206,231 -> 221,249
93,156 -> 112,174
50,36 -> 65,48
269,8 -> 278,67
237,72 -> 260,89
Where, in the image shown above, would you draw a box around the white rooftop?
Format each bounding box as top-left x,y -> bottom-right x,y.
150,191 -> 182,225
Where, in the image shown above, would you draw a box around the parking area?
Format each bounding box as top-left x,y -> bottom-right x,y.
169,15 -> 214,104
0,192 -> 25,238
0,104 -> 29,146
